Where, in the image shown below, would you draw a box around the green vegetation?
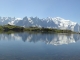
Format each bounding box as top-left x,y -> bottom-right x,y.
0,24 -> 24,34
3,24 -> 24,32
0,24 -> 76,34
24,27 -> 74,33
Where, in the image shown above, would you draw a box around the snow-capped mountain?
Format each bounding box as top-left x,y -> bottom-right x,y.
0,16 -> 80,32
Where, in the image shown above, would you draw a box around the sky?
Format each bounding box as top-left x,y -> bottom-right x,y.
0,0 -> 80,23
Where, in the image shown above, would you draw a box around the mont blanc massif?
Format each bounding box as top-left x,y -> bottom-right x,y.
0,16 -> 80,32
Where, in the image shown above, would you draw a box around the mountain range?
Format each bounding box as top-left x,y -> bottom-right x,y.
0,16 -> 80,32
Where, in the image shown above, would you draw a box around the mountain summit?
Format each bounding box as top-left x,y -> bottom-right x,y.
0,16 -> 80,32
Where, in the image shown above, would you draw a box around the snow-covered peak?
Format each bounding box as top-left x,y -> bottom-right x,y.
15,18 -> 22,20
53,17 -> 65,20
52,17 -> 76,24
28,18 -> 33,24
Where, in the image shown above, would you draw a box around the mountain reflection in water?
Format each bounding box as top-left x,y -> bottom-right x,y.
0,33 -> 80,45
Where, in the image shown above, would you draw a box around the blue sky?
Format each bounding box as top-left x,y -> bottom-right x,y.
0,0 -> 80,23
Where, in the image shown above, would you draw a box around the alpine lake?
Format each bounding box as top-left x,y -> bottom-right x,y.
0,32 -> 80,60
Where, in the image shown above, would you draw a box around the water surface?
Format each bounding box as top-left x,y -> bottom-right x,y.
0,33 -> 80,60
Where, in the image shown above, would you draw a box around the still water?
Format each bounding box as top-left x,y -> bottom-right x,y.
0,32 -> 80,60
